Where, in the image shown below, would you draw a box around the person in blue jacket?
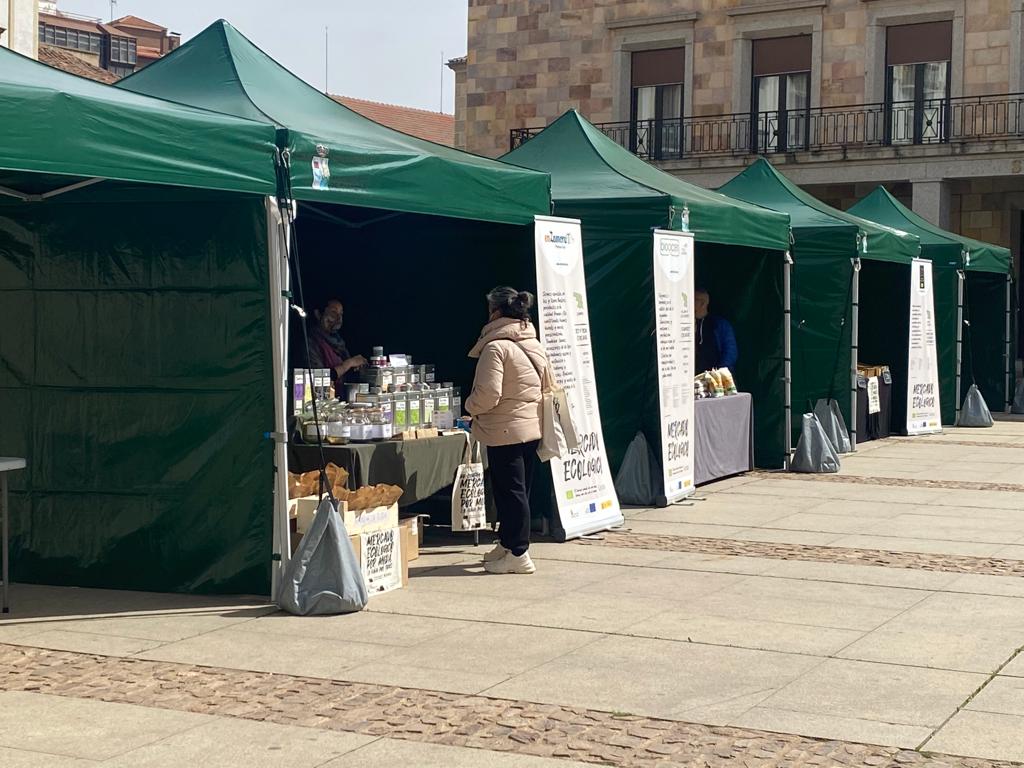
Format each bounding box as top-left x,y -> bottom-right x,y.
694,287 -> 738,373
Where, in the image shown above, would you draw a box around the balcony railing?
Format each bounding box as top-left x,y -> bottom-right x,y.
509,93 -> 1024,161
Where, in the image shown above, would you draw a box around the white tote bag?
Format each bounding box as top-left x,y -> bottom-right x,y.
535,361 -> 580,463
452,437 -> 487,531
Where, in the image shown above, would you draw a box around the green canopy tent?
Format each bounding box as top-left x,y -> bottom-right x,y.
0,46 -> 285,595
118,20 -> 548,226
720,159 -> 920,445
850,187 -> 1014,417
117,18 -> 551,391
119,22 -> 556,526
503,110 -> 794,475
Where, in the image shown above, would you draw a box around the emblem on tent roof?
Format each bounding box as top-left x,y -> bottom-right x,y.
315,144 -> 330,157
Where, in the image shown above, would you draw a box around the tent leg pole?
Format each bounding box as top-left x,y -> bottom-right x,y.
267,198 -> 292,599
850,260 -> 860,451
783,253 -> 793,468
1007,276 -> 1014,414
956,270 -> 964,421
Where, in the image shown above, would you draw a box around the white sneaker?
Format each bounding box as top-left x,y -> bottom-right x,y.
483,542 -> 508,563
484,550 -> 536,574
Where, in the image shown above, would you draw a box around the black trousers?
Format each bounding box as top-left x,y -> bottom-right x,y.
487,440 -> 539,556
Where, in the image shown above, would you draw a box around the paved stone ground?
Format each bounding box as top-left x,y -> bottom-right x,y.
2,421 -> 1024,766
584,532 -> 1024,576
1,644 -> 1019,768
750,472 -> 1024,494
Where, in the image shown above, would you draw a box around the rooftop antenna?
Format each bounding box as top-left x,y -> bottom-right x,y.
440,50 -> 444,113
109,0 -> 117,22
324,26 -> 329,94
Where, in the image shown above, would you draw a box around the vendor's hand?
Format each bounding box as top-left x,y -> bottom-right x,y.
334,364 -> 346,379
346,355 -> 368,372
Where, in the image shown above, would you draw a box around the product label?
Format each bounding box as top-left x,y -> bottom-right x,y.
360,527 -> 402,593
408,397 -> 421,427
868,376 -> 881,415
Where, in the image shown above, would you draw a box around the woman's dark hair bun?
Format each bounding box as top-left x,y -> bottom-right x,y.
513,291 -> 535,312
487,286 -> 534,321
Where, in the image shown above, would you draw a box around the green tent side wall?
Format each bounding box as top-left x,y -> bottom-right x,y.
118,20 -> 551,226
850,186 -> 1014,420
964,273 -> 1013,410
0,189 -> 275,595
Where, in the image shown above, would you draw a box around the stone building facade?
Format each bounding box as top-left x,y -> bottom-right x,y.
1,0 -> 39,59
452,0 -> 1023,358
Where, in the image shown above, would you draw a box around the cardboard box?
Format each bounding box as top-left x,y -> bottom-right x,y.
342,502 -> 399,536
398,516 -> 424,560
294,498 -> 399,538
290,495 -> 320,535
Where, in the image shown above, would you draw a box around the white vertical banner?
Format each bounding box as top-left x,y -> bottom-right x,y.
534,215 -> 623,539
653,230 -> 696,504
906,258 -> 942,435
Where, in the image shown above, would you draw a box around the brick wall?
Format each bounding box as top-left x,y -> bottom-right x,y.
964,0 -> 1011,96
460,0 -> 1015,156
805,182 -> 913,213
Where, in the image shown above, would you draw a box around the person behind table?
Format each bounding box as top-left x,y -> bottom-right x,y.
307,299 -> 366,391
694,287 -> 738,373
466,286 -> 552,575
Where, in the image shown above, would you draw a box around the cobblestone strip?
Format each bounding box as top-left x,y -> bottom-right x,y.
0,644 -> 1017,768
584,532 -> 1024,577
750,472 -> 1024,494
889,438 -> 1024,450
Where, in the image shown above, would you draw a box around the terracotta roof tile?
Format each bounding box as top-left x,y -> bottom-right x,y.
332,96 -> 455,147
111,15 -> 167,32
38,44 -> 120,84
136,45 -> 163,60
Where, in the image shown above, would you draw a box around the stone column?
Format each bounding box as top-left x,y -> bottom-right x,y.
912,180 -> 952,230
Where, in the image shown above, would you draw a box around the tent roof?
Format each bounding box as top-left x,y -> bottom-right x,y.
0,45 -> 277,198
118,20 -> 550,226
849,186 -> 1012,274
719,159 -> 919,264
502,110 -> 791,251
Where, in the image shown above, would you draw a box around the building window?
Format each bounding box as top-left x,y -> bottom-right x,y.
38,23 -> 102,54
106,35 -> 137,65
885,21 -> 952,144
108,63 -> 135,78
751,35 -> 812,152
630,48 -> 685,160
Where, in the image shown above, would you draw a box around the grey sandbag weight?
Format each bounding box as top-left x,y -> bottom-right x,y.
813,398 -> 852,454
958,384 -> 994,428
276,497 -> 368,615
790,413 -> 841,473
614,431 -> 660,507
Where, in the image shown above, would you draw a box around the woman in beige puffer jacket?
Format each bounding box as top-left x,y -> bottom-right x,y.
466,287 -> 551,575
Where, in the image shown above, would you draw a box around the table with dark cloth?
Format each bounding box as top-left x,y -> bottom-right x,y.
288,433 -> 473,509
855,376 -> 893,443
694,393 -> 754,485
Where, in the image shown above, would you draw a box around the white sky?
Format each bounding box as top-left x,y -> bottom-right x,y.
55,0 -> 467,113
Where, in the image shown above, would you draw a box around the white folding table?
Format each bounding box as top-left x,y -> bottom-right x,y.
0,457 -> 26,613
